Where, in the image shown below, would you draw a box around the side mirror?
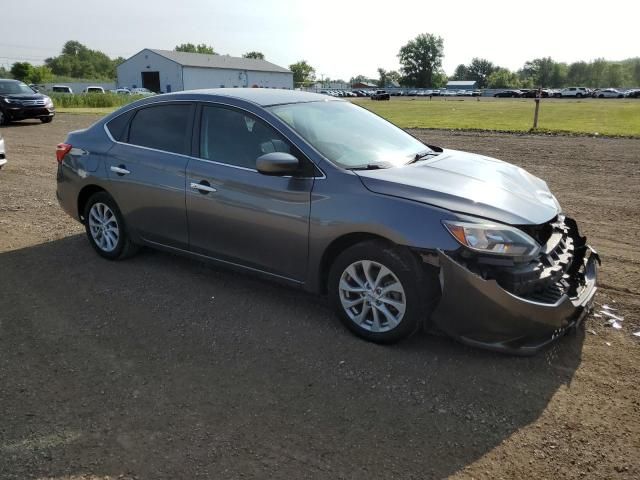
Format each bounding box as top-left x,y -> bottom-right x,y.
256,152 -> 299,176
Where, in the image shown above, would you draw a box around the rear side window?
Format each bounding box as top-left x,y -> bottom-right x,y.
105,109 -> 135,142
128,104 -> 192,155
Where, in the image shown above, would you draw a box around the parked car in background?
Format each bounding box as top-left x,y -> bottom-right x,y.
52,85 -> 73,94
472,90 -> 482,97
112,88 -> 131,95
625,89 -> 640,98
55,88 -> 599,355
494,90 -> 522,98
520,89 -> 553,98
130,87 -> 156,97
442,90 -> 457,97
0,132 -> 6,170
84,86 -> 105,94
371,90 -> 390,100
0,79 -> 55,125
593,88 -> 625,98
559,87 -> 589,98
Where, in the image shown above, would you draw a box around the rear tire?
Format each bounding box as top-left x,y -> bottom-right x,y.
83,192 -> 138,260
328,240 -> 439,344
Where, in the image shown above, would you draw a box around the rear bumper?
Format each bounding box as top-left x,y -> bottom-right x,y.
430,246 -> 599,356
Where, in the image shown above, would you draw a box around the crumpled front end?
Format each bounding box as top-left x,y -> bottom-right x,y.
430,215 -> 599,355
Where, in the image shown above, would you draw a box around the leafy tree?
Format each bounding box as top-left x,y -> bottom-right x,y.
452,64 -> 468,80
466,58 -> 497,88
431,70 -> 448,89
28,65 -> 53,84
45,40 -> 120,79
566,61 -> 589,85
10,62 -> 33,81
377,68 -> 387,88
397,33 -> 444,87
243,51 -> 265,60
175,43 -> 216,54
350,74 -> 375,85
487,68 -> 521,88
521,57 -> 558,87
289,60 -> 315,86
387,70 -> 401,85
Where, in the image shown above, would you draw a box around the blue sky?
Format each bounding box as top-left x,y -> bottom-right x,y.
1,0 -> 638,79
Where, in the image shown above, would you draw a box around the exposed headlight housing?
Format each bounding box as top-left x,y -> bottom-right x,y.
443,220 -> 541,258
44,96 -> 54,108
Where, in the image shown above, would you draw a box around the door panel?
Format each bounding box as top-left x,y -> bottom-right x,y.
106,144 -> 190,249
186,104 -> 313,281
187,162 -> 312,280
104,102 -> 194,249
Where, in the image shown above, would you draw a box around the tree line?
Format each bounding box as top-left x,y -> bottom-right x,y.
3,38 -> 638,90
2,41 -> 268,83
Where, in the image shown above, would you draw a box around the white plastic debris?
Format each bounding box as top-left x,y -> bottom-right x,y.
601,304 -> 615,311
593,313 -> 602,318
633,332 -> 640,337
601,310 -> 624,322
605,342 -> 612,346
610,321 -> 623,330
587,329 -> 597,335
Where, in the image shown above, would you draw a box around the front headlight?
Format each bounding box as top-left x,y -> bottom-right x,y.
2,98 -> 13,104
44,96 -> 54,107
443,220 -> 540,257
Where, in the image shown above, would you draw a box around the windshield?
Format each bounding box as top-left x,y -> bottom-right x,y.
267,101 -> 428,169
0,81 -> 35,95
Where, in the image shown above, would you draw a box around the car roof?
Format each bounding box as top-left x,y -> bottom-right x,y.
0,79 -> 21,84
167,88 -> 343,107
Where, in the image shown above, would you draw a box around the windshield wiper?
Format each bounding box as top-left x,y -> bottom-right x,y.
348,163 -> 390,171
409,150 -> 440,163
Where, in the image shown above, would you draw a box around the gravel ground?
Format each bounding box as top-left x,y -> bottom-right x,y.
0,115 -> 638,480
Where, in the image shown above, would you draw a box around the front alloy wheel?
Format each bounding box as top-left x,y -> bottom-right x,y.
339,260 -> 406,333
328,240 -> 439,344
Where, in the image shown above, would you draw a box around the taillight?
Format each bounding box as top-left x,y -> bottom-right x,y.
56,143 -> 72,164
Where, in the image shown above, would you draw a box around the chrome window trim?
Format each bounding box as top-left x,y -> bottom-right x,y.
102,98 -> 326,179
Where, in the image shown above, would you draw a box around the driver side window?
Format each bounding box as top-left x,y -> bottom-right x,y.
199,106 -> 292,170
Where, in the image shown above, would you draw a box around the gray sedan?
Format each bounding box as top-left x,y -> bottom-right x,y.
56,89 -> 599,354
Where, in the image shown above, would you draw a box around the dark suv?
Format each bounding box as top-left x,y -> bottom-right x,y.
0,79 -> 55,125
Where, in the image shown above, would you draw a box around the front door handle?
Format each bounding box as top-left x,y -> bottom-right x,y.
190,181 -> 217,194
110,165 -> 130,176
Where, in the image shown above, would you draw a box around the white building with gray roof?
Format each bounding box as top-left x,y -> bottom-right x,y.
117,49 -> 293,93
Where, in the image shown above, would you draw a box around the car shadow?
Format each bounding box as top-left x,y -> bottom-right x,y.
0,119 -> 46,128
0,235 -> 585,479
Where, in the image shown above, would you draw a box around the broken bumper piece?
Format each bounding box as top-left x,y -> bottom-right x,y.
430,245 -> 599,356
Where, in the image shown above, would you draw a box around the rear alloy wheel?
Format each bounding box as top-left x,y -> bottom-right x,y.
328,240 -> 439,344
83,192 -> 138,260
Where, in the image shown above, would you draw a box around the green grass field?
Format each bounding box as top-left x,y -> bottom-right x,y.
55,96 -> 640,137
353,98 -> 640,137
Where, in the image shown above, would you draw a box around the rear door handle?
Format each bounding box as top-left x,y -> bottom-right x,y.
190,181 -> 217,194
110,165 -> 130,175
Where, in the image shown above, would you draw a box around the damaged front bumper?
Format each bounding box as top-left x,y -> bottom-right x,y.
429,217 -> 600,355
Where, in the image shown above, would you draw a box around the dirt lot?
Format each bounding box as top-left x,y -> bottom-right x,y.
1,114 -> 639,480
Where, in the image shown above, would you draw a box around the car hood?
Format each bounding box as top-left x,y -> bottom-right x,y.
1,93 -> 46,100
354,149 -> 560,225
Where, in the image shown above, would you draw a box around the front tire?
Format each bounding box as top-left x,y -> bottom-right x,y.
0,109 -> 9,126
83,192 -> 138,260
328,240 -> 439,344
40,116 -> 53,123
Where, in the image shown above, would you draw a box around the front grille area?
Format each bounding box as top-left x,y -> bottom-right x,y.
21,99 -> 46,106
456,215 -> 590,305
